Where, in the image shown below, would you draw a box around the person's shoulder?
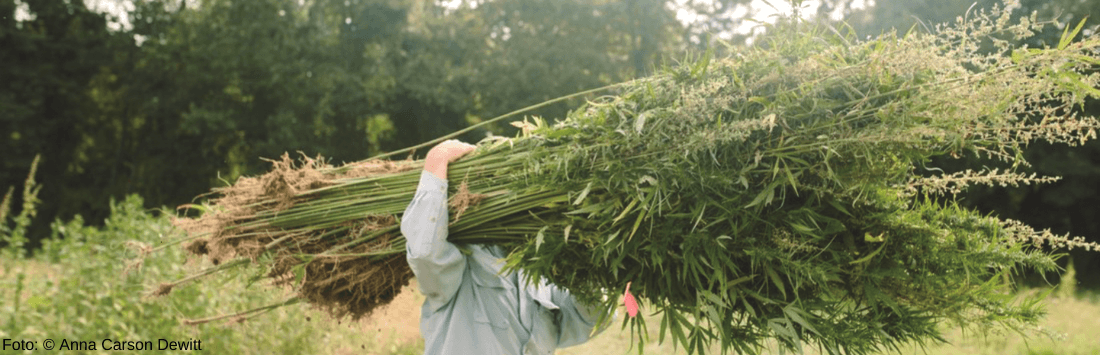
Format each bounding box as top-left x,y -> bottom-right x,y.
467,245 -> 512,275
465,244 -> 505,256
453,244 -> 502,260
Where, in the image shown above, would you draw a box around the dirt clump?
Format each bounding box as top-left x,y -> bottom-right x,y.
168,153 -> 425,320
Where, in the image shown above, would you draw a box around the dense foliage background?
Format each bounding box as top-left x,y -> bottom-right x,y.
1,0 -> 1098,289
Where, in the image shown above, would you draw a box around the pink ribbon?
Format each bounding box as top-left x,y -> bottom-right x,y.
623,281 -> 639,318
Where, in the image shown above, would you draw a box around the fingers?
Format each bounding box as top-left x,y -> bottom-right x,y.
428,140 -> 477,164
442,139 -> 475,150
442,139 -> 476,154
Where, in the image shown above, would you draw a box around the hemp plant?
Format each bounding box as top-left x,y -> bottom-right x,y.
162,3 -> 1100,354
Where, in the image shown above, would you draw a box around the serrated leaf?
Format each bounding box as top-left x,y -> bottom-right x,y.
768,318 -> 797,341
826,198 -> 853,217
613,199 -> 638,224
603,230 -> 621,250
783,305 -> 821,337
850,240 -> 887,264
628,207 -> 646,241
1059,18 -> 1088,50
746,187 -> 773,208
572,182 -> 593,206
741,296 -> 757,317
766,266 -> 787,299
535,226 -> 548,252
784,161 -> 800,194
704,304 -> 722,326
669,310 -> 689,349
701,290 -> 727,308
725,275 -> 755,293
790,222 -> 814,234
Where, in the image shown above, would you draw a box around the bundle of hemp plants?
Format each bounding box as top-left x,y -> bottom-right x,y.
160,4 -> 1100,355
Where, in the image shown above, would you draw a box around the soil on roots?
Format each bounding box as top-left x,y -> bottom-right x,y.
171,153 -> 421,320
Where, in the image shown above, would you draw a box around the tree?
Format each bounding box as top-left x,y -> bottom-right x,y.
418,0 -> 683,136
0,0 -> 133,245
1,0 -> 694,247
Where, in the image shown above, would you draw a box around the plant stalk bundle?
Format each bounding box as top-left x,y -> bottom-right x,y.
164,9 -> 1100,355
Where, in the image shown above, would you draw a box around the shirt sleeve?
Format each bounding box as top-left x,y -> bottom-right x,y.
551,287 -> 612,348
402,171 -> 467,312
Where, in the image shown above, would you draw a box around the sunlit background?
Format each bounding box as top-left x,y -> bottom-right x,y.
2,0 -> 1099,354
46,0 -> 873,41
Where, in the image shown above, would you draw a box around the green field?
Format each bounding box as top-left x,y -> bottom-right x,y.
560,292 -> 1100,355
2,195 -> 1098,355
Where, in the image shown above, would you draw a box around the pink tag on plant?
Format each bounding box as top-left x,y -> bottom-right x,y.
623,281 -> 639,318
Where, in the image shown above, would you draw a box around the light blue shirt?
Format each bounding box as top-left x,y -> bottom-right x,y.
401,171 -> 607,355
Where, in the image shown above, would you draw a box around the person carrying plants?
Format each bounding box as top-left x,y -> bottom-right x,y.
401,139 -> 610,355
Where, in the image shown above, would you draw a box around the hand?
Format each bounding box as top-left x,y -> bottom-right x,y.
424,140 -> 476,180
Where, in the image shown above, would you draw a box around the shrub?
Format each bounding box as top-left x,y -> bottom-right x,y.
1,193 -> 380,354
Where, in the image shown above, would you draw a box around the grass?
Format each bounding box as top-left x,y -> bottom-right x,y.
898,292 -> 1100,355
555,291 -> 1100,355
0,259 -> 424,355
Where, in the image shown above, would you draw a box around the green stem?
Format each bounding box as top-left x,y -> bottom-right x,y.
368,79 -> 655,160
181,297 -> 301,326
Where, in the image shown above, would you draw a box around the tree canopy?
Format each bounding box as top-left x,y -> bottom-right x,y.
1,0 -> 680,243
